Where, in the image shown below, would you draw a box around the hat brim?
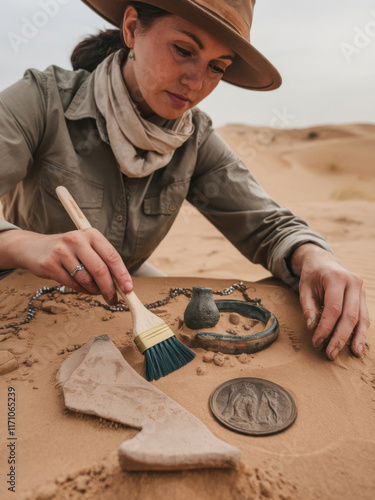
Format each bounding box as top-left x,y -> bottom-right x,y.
82,0 -> 282,91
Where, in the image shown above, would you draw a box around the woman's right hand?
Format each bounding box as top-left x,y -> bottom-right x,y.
0,229 -> 133,305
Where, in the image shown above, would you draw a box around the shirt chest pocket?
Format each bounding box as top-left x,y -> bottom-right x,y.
40,161 -> 104,208
134,179 -> 190,258
29,161 -> 104,233
143,177 -> 192,215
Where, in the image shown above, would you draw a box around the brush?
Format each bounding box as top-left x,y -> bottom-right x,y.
56,186 -> 195,381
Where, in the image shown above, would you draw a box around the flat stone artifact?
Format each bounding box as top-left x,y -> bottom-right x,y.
57,335 -> 240,471
195,300 -> 279,354
210,377 -> 297,436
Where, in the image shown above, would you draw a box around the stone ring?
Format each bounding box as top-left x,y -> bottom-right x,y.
195,299 -> 279,355
70,263 -> 85,278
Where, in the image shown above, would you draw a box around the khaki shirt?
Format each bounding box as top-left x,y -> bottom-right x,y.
0,64 -> 331,287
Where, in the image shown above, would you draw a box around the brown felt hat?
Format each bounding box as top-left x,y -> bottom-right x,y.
82,0 -> 282,91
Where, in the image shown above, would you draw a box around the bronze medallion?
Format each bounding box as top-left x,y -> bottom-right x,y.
210,378 -> 297,436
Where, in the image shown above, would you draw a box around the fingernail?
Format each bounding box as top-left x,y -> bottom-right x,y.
108,295 -> 118,306
124,281 -> 133,293
328,347 -> 339,360
314,337 -> 324,349
357,344 -> 364,356
307,317 -> 313,329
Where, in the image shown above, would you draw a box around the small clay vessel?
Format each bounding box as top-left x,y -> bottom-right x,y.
184,286 -> 220,330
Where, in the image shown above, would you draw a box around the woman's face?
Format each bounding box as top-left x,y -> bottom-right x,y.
122,8 -> 235,119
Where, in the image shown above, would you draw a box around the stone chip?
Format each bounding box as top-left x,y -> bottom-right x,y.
229,313 -> 241,325
213,353 -> 225,366
196,365 -> 208,376
203,352 -> 215,363
42,301 -> 68,314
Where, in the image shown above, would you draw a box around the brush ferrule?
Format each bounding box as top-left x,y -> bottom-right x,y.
134,324 -> 175,354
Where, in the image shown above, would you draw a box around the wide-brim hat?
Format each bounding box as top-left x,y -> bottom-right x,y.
82,0 -> 282,91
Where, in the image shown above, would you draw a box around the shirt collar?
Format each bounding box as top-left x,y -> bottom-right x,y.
64,71 -> 109,143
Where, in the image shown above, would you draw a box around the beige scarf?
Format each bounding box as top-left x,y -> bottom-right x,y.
94,50 -> 194,178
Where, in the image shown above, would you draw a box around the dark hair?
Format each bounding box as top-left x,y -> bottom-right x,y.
71,2 -> 170,72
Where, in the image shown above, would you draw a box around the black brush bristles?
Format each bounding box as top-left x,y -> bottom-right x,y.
144,336 -> 196,381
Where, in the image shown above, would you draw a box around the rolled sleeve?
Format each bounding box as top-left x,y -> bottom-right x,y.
268,230 -> 332,290
187,120 -> 332,289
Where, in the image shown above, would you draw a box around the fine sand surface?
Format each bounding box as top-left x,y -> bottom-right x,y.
0,123 -> 374,500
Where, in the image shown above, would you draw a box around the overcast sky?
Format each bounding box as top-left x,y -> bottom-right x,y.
1,0 -> 374,128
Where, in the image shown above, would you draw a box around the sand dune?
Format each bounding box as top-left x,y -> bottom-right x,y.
150,123 -> 375,307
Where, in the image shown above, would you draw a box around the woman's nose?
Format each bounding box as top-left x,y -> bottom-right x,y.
180,63 -> 205,91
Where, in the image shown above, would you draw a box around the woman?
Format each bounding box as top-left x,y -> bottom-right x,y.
0,0 -> 369,361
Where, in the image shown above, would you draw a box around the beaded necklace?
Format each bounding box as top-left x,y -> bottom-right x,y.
0,282 -> 261,333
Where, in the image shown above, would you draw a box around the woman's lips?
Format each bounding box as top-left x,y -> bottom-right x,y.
165,91 -> 191,107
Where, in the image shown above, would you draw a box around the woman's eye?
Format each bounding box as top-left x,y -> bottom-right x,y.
173,45 -> 192,57
210,64 -> 225,75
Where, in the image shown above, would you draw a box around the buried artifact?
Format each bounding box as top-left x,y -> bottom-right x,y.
210,377 -> 297,436
57,335 -> 240,471
184,286 -> 220,329
195,299 -> 279,354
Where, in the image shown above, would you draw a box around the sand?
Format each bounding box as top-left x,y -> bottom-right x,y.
0,123 -> 374,500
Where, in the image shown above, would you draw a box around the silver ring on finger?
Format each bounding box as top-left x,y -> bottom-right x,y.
70,263 -> 85,277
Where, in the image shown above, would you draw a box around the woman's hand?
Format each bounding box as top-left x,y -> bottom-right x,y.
291,243 -> 369,360
0,229 -> 133,305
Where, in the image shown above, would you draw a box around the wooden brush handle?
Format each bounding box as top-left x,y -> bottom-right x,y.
55,186 -> 151,330
56,186 -> 92,230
